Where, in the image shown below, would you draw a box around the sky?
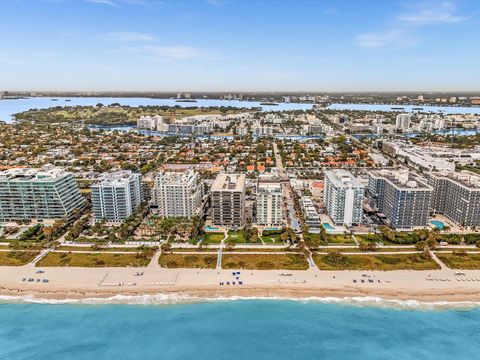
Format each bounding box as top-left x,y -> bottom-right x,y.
0,0 -> 479,92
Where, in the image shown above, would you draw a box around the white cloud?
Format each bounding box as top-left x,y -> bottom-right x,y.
356,30 -> 418,49
101,31 -> 155,42
144,45 -> 208,60
110,45 -> 213,60
398,2 -> 467,26
85,0 -> 117,6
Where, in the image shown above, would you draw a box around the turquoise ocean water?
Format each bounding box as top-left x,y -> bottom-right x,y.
1,298 -> 480,359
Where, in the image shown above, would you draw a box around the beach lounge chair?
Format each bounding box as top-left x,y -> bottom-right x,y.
353,279 -> 357,283
239,281 -> 243,285
226,282 -> 230,285
232,281 -> 236,285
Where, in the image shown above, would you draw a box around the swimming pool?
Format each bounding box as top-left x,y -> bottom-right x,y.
431,220 -> 445,230
204,225 -> 219,231
264,227 -> 282,231
322,223 -> 334,230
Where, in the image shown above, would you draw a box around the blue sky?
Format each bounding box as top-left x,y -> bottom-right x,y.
1,0 -> 479,91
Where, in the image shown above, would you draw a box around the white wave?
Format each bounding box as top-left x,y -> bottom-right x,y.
1,293 -> 480,310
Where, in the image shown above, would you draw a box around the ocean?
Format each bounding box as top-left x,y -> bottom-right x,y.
1,297 -> 479,359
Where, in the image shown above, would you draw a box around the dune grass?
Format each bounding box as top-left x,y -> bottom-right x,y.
159,253 -> 217,269
436,253 -> 480,270
0,251 -> 39,266
37,252 -> 153,267
313,253 -> 439,271
222,254 -> 309,270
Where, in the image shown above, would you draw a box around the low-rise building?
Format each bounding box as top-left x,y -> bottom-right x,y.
301,197 -> 321,231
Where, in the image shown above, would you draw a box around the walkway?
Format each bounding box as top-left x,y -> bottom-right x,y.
429,250 -> 450,271
147,250 -> 161,268
216,248 -> 223,269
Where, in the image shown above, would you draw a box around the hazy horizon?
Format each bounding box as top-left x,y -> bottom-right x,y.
1,0 -> 480,92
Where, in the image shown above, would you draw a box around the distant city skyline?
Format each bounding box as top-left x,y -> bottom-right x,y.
1,0 -> 479,91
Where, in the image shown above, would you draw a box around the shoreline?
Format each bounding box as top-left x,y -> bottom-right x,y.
2,264 -> 480,308
3,286 -> 480,310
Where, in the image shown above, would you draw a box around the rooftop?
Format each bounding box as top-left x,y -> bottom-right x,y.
156,169 -> 197,185
431,170 -> 480,190
324,169 -> 364,189
211,173 -> 245,192
0,166 -> 70,182
94,170 -> 138,187
370,170 -> 433,191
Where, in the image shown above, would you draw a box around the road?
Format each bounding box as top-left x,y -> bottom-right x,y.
273,142 -> 301,232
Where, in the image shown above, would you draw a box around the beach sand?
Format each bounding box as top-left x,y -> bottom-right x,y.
1,263 -> 480,303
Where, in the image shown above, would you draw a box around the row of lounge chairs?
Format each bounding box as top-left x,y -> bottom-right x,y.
147,282 -> 175,286
22,278 -> 48,283
353,279 -> 381,283
219,281 -> 243,285
100,282 -> 137,287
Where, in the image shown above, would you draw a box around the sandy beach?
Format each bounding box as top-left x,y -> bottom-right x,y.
2,262 -> 480,304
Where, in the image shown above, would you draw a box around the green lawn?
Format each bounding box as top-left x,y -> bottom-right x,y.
0,251 -> 39,266
37,252 -> 153,267
316,247 -> 418,253
226,231 -> 246,243
313,253 -> 439,271
204,233 -> 225,244
436,253 -> 480,269
225,247 -> 295,253
158,253 -> 217,269
170,247 -> 218,253
354,234 -> 387,245
261,233 -> 283,243
55,246 -> 147,252
222,254 -> 309,270
327,234 -> 356,245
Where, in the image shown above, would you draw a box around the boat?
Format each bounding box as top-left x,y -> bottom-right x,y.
51,98 -> 58,101
175,99 -> 197,103
391,107 -> 404,110
260,102 -> 279,106
65,99 -> 71,102
412,107 -> 424,110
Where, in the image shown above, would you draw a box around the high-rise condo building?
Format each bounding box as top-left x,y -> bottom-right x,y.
367,170 -> 433,229
395,114 -> 412,130
256,177 -> 283,227
91,170 -> 144,223
0,167 -> 85,222
324,170 -> 365,226
151,170 -> 203,218
211,173 -> 246,228
427,171 -> 480,227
